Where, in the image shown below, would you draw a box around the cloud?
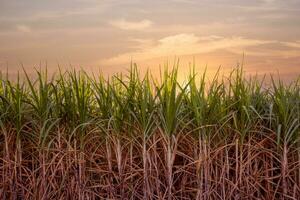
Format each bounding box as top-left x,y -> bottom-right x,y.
169,0 -> 195,3
16,25 -> 31,33
102,33 -> 273,65
0,1 -> 117,23
109,19 -> 153,31
261,0 -> 276,3
282,41 -> 300,49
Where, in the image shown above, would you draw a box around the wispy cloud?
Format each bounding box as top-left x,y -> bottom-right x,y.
169,0 -> 195,3
16,25 -> 31,33
102,33 -> 272,65
282,41 -> 300,49
261,0 -> 276,4
0,2 -> 115,23
109,19 -> 153,31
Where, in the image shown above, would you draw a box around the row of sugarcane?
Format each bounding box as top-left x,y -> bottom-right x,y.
0,66 -> 299,199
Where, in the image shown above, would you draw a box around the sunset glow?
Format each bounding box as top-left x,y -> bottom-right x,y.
0,0 -> 300,77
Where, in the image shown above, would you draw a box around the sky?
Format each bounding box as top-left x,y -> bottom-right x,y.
0,0 -> 300,79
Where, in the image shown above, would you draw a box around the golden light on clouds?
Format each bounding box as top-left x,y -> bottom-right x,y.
102,34 -> 273,66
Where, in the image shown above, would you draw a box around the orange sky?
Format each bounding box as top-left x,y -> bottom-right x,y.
0,0 -> 300,79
